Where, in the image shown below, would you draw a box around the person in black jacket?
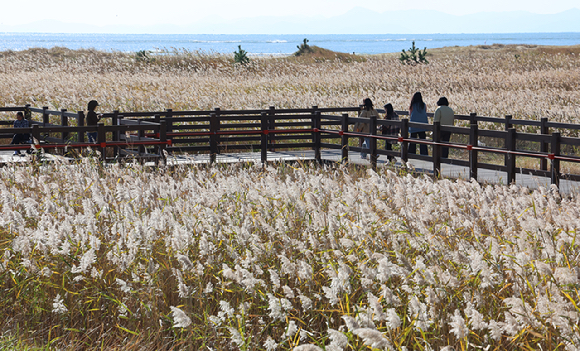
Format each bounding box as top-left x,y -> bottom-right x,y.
11,111 -> 30,155
86,100 -> 101,143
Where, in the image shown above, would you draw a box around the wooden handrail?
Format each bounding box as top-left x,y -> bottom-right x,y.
3,105 -> 580,188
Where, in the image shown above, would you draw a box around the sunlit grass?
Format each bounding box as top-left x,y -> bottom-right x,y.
0,46 -> 579,350
0,158 -> 578,350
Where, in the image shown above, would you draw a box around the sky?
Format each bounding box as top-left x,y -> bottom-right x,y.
1,0 -> 579,27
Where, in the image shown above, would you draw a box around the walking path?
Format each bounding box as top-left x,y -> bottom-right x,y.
1,149 -> 578,194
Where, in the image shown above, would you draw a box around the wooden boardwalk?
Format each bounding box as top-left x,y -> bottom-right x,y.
3,149 -> 578,194
2,104 -> 580,194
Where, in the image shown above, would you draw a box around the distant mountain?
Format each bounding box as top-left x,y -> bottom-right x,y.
1,8 -> 579,34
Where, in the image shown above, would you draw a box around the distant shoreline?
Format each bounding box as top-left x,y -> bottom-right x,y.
1,32 -> 579,55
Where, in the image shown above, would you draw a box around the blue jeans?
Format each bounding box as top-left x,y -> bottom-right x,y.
409,132 -> 428,155
361,137 -> 370,158
87,132 -> 97,143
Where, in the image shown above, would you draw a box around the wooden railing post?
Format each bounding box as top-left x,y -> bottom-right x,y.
469,112 -> 477,125
209,113 -> 218,164
158,120 -> 167,158
504,114 -> 512,168
214,108 -> 221,154
341,113 -> 349,163
77,111 -> 85,143
97,122 -> 106,161
112,110 -> 119,126
116,115 -> 124,158
31,125 -> 40,150
261,112 -> 268,164
469,122 -> 479,181
138,120 -> 146,155
400,118 -> 409,163
112,110 -> 119,152
310,106 -> 319,161
506,128 -> 517,184
505,115 -> 513,130
540,117 -> 549,171
269,106 -> 276,152
165,108 -> 173,135
551,132 -> 561,188
42,107 -> 49,125
369,114 -> 377,170
313,111 -> 322,164
433,121 -> 441,178
61,109 -> 68,143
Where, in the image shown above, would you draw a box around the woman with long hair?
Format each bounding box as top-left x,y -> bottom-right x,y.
408,92 -> 428,155
381,103 -> 399,162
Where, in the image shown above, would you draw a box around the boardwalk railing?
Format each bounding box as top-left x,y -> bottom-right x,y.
0,105 -> 169,161
1,105 -> 580,187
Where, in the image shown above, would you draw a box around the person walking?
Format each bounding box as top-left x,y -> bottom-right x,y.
408,92 -> 428,155
11,111 -> 30,155
433,96 -> 455,158
354,98 -> 379,159
380,103 -> 399,162
86,100 -> 101,143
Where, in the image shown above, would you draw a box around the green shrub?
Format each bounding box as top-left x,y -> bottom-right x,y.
295,38 -> 314,56
400,41 -> 428,65
234,45 -> 250,64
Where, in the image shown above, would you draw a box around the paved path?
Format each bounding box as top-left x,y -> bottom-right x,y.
164,149 -> 580,194
2,149 -> 578,194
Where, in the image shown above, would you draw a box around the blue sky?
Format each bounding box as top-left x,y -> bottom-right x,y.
2,0 -> 579,27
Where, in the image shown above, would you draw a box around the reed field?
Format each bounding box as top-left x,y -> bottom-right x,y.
0,46 -> 580,350
0,159 -> 579,350
0,45 -> 579,125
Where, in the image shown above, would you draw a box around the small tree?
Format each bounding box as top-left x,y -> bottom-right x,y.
399,41 -> 428,65
234,45 -> 250,64
295,38 -> 314,56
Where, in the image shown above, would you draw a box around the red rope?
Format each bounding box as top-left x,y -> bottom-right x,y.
318,128 -> 580,161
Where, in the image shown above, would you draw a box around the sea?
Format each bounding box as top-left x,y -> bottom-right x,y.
0,32 -> 579,56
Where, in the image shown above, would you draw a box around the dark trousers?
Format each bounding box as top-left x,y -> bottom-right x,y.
441,131 -> 451,158
11,133 -> 30,145
87,132 -> 98,143
409,131 -> 428,155
384,138 -> 396,160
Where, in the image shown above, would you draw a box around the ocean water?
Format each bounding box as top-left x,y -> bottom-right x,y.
0,32 -> 579,55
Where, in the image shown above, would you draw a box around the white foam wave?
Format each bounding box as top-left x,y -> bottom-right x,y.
189,40 -> 243,43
